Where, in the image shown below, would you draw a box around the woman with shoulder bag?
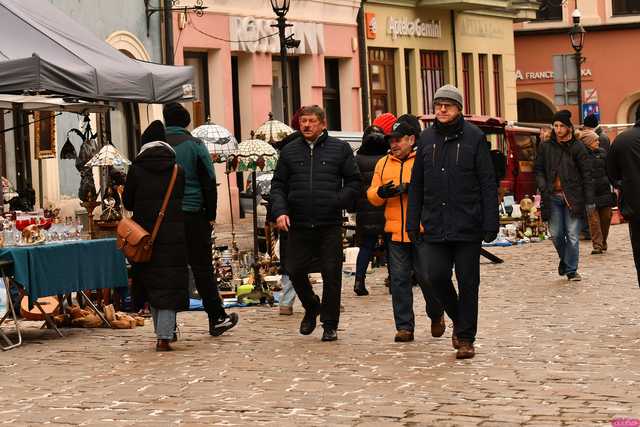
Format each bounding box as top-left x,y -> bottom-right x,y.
122,120 -> 188,351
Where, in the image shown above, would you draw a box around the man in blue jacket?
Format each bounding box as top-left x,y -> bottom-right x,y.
406,85 -> 498,359
163,103 -> 238,337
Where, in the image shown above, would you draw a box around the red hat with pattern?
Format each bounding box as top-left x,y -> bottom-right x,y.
372,112 -> 397,135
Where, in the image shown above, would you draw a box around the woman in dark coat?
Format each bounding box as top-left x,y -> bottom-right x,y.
123,120 -> 188,351
353,125 -> 389,296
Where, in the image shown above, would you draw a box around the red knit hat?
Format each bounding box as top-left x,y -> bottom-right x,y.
373,113 -> 397,135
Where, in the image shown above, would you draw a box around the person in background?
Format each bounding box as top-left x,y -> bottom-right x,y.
535,110 -> 593,282
163,102 -> 238,336
270,105 -> 361,342
578,130 -> 616,254
583,114 -> 611,153
123,120 -> 188,352
607,109 -> 640,286
353,124 -> 389,296
407,85 -> 499,359
368,114 -> 447,343
372,112 -> 397,136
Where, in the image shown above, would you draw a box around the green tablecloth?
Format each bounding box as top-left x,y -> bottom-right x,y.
0,238 -> 128,301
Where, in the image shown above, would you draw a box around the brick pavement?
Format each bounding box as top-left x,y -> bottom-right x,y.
1,224 -> 639,426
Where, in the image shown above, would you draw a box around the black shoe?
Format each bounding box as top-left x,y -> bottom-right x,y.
567,272 -> 582,281
300,308 -> 319,335
210,313 -> 239,336
321,328 -> 338,341
353,277 -> 369,296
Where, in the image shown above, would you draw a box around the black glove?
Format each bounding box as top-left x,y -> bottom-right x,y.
483,232 -> 498,243
408,230 -> 423,243
377,181 -> 400,199
397,182 -> 410,194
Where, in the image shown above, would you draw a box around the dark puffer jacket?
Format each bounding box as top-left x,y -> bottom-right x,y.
123,145 -> 189,311
355,132 -> 388,236
270,130 -> 361,228
535,135 -> 594,220
406,115 -> 499,242
587,147 -> 616,208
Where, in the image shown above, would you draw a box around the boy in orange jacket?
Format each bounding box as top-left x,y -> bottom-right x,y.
367,115 -> 447,342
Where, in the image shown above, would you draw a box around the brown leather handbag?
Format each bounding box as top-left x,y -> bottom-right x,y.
117,165 -> 178,263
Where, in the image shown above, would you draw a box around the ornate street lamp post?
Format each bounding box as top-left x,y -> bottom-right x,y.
569,9 -> 586,124
270,0 -> 299,124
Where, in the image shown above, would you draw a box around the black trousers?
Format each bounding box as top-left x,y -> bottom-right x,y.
423,241 -> 481,343
184,211 -> 225,320
286,225 -> 343,329
630,219 -> 640,287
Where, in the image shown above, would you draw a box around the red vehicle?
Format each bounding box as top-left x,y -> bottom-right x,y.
420,115 -> 542,201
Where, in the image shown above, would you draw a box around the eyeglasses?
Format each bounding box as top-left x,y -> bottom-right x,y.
434,102 -> 456,110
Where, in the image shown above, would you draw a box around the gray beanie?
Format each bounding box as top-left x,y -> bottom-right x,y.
434,84 -> 463,110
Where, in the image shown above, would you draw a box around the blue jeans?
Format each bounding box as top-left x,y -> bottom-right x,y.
355,234 -> 378,279
279,274 -> 297,307
549,194 -> 582,275
150,307 -> 176,340
388,240 -> 443,332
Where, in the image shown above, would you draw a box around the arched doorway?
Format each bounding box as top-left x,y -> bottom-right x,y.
517,97 -> 554,124
629,100 -> 640,123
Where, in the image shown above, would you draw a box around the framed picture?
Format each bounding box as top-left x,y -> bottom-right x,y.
34,111 -> 56,159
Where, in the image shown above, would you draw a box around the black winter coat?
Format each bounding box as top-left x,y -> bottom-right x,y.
355,134 -> 388,236
535,135 -> 593,220
607,121 -> 640,219
587,147 -> 616,208
596,127 -> 611,153
270,130 -> 362,228
406,116 -> 499,242
123,145 -> 189,311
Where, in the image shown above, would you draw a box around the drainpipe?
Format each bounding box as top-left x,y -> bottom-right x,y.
164,0 -> 174,65
450,10 -> 458,87
357,2 -> 370,128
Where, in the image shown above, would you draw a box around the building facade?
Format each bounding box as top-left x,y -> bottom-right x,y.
515,0 -> 640,127
363,0 -> 538,123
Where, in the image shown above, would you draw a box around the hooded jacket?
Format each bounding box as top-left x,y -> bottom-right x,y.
367,151 -> 422,242
270,129 -> 361,228
355,132 -> 388,236
122,143 -> 188,311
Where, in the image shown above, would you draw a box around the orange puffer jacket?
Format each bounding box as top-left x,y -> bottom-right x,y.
367,151 -> 422,242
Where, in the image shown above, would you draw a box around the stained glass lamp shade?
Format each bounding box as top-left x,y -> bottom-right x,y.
227,138 -> 279,172
192,123 -> 239,163
85,144 -> 131,167
254,113 -> 294,146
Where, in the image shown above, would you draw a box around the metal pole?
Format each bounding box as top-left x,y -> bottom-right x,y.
278,15 -> 290,124
576,51 -> 582,125
251,171 -> 259,264
163,0 -> 174,65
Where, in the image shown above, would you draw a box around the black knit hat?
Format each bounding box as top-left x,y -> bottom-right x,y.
583,113 -> 598,128
141,120 -> 166,145
552,110 -> 573,128
163,102 -> 191,128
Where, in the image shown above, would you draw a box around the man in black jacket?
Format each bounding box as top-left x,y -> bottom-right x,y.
535,110 -> 593,282
163,103 -> 238,337
607,109 -> 640,286
270,105 -> 361,341
406,85 -> 498,359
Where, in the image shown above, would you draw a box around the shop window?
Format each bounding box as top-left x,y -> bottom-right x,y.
323,58 -> 341,131
368,47 -> 396,117
479,54 -> 489,116
535,0 -> 563,21
552,54 -> 578,106
613,0 -> 640,15
493,55 -> 503,118
184,52 -> 210,125
404,49 -> 413,113
462,53 -> 473,115
420,51 -> 446,115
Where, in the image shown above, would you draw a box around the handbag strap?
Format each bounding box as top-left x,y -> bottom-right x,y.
150,164 -> 178,243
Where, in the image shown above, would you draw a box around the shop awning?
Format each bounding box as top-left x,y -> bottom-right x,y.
0,94 -> 109,113
0,0 -> 194,104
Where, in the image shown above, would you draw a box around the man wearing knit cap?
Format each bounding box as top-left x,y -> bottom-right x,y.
607,108 -> 640,286
163,102 -> 239,337
406,84 -> 499,359
535,109 -> 593,282
583,113 -> 611,153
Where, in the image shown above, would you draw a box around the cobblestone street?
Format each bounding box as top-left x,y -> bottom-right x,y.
1,224 -> 639,426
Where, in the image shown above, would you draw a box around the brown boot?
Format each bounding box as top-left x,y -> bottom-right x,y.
431,315 -> 446,337
394,330 -> 414,342
279,306 -> 293,315
156,339 -> 173,352
456,341 -> 475,359
452,333 -> 460,349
